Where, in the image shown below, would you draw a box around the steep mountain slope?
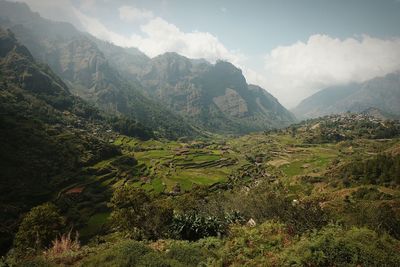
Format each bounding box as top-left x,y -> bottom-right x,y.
92,38 -> 151,82
293,72 -> 400,119
88,38 -> 296,133
0,0 -> 198,139
0,28 -> 121,252
135,53 -> 295,133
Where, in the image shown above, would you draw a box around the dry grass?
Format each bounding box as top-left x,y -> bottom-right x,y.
44,231 -> 80,258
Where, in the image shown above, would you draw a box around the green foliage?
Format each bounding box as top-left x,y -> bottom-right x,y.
228,182 -> 330,234
82,240 -> 152,267
14,203 -> 65,252
109,116 -> 154,140
0,28 -> 121,254
166,242 -> 208,266
171,212 -> 227,241
351,187 -> 393,200
292,114 -> 400,144
135,252 -> 184,267
109,185 -> 173,239
339,153 -> 400,185
280,225 -> 400,266
346,202 -> 400,239
220,221 -> 291,266
15,258 -> 56,267
81,239 -> 218,267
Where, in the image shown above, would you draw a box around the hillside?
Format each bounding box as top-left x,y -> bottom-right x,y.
134,53 -> 296,133
0,0 -> 199,140
0,27 -> 122,252
293,72 -> 400,119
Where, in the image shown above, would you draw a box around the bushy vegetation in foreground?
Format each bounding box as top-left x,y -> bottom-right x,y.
6,222 -> 400,267
5,171 -> 400,266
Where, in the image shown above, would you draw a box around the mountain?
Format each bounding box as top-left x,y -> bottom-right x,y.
293,72 -> 400,119
360,107 -> 398,120
0,0 -> 199,139
126,52 -> 296,133
0,27 -> 122,252
0,0 -> 294,135
92,38 -> 151,82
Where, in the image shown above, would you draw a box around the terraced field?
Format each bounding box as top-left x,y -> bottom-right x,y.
54,132 -> 400,241
115,136 -> 237,192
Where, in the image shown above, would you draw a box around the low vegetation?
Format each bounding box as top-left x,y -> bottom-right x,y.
3,114 -> 400,266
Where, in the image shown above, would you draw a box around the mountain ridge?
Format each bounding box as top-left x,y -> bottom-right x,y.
130,53 -> 296,133
293,72 -> 400,119
0,0 -> 200,139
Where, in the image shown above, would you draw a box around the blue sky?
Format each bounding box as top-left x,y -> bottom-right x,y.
78,0 -> 400,54
14,0 -> 400,107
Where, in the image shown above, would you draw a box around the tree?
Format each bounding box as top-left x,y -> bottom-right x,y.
109,185 -> 173,239
14,203 -> 65,252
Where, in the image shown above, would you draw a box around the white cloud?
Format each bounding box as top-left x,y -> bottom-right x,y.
9,0 -> 85,29
260,34 -> 400,108
73,8 -> 244,65
15,1 -> 400,110
129,17 -> 244,64
79,0 -> 97,11
118,5 -> 154,22
72,7 -> 129,44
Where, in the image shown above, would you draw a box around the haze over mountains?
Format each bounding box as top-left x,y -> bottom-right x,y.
0,0 -> 295,135
293,72 -> 400,119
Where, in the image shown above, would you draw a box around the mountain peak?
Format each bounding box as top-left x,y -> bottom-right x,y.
214,60 -> 242,74
0,26 -> 33,61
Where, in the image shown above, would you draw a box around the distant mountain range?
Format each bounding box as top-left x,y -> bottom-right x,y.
293,72 -> 400,120
0,0 -> 295,135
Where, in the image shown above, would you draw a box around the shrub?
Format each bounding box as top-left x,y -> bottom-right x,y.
166,242 -> 207,266
171,212 -> 227,241
15,258 -> 55,267
279,225 -> 400,266
136,252 -> 183,267
228,182 -> 330,234
351,202 -> 400,239
109,185 -> 173,239
82,240 -> 198,267
82,240 -> 151,267
339,153 -> 400,185
14,203 -> 65,252
220,221 -> 292,266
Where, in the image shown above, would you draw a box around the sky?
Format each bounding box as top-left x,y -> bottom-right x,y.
13,0 -> 400,108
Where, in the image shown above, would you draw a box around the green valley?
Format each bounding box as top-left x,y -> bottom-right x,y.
4,116 -> 400,266
1,1 -> 400,266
